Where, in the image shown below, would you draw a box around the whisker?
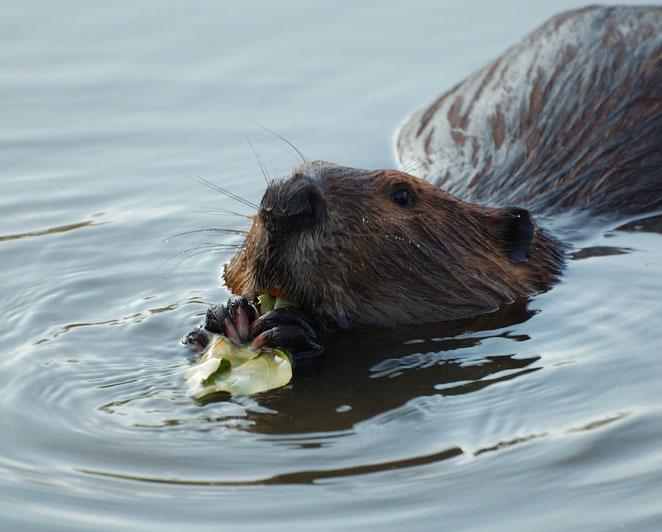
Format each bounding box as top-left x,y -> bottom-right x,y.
252,122 -> 308,163
190,207 -> 253,219
154,243 -> 241,275
159,248 -> 235,275
165,243 -> 242,257
168,165 -> 259,210
165,228 -> 249,240
245,133 -> 272,185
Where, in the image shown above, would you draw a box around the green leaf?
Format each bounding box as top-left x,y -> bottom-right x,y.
185,336 -> 293,398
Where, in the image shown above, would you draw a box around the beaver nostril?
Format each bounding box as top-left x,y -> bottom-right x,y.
261,182 -> 325,235
284,185 -> 324,226
303,189 -> 324,220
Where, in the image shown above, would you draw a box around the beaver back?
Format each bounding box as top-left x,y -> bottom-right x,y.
396,6 -> 662,216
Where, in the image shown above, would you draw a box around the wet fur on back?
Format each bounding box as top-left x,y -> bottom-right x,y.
396,6 -> 662,216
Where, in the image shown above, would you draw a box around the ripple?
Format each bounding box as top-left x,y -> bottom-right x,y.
78,445 -> 464,486
33,297 -> 206,346
474,433 -> 546,456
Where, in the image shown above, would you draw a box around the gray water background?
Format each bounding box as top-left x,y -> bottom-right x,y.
1,1 -> 662,530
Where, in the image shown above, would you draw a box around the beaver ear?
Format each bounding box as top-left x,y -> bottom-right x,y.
490,207 -> 534,263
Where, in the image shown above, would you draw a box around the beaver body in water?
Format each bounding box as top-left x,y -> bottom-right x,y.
187,6 -> 662,358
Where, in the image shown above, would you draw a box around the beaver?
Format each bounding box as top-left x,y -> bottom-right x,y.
186,6 -> 662,359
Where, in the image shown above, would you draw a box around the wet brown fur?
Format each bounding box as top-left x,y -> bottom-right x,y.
224,6 -> 660,329
397,6 -> 662,216
224,164 -> 564,328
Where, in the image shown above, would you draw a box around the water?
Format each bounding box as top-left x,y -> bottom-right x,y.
1,1 -> 661,530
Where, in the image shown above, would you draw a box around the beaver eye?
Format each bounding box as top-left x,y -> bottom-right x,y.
391,186 -> 416,208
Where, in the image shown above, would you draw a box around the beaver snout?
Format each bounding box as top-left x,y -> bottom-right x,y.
259,175 -> 325,236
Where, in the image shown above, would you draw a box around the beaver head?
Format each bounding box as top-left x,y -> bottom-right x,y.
224,161 -> 564,328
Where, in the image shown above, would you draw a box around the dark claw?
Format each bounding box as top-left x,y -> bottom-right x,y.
235,298 -> 251,340
250,307 -> 324,364
204,297 -> 260,345
251,324 -> 324,363
250,308 -> 317,339
205,304 -> 228,334
228,297 -> 257,343
183,327 -> 211,352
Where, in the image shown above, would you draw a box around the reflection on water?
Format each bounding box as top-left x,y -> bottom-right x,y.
79,445 -> 464,486
0,218 -> 101,243
1,1 -> 662,530
614,213 -> 662,234
570,246 -> 632,260
240,302 -> 540,434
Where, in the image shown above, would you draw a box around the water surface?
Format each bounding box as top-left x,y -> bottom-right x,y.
1,1 -> 662,530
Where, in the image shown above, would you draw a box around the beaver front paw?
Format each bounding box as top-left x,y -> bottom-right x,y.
183,327 -> 211,352
205,296 -> 260,344
250,308 -> 324,362
183,296 -> 324,364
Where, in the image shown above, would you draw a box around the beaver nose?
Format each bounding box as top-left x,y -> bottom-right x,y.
260,177 -> 325,235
